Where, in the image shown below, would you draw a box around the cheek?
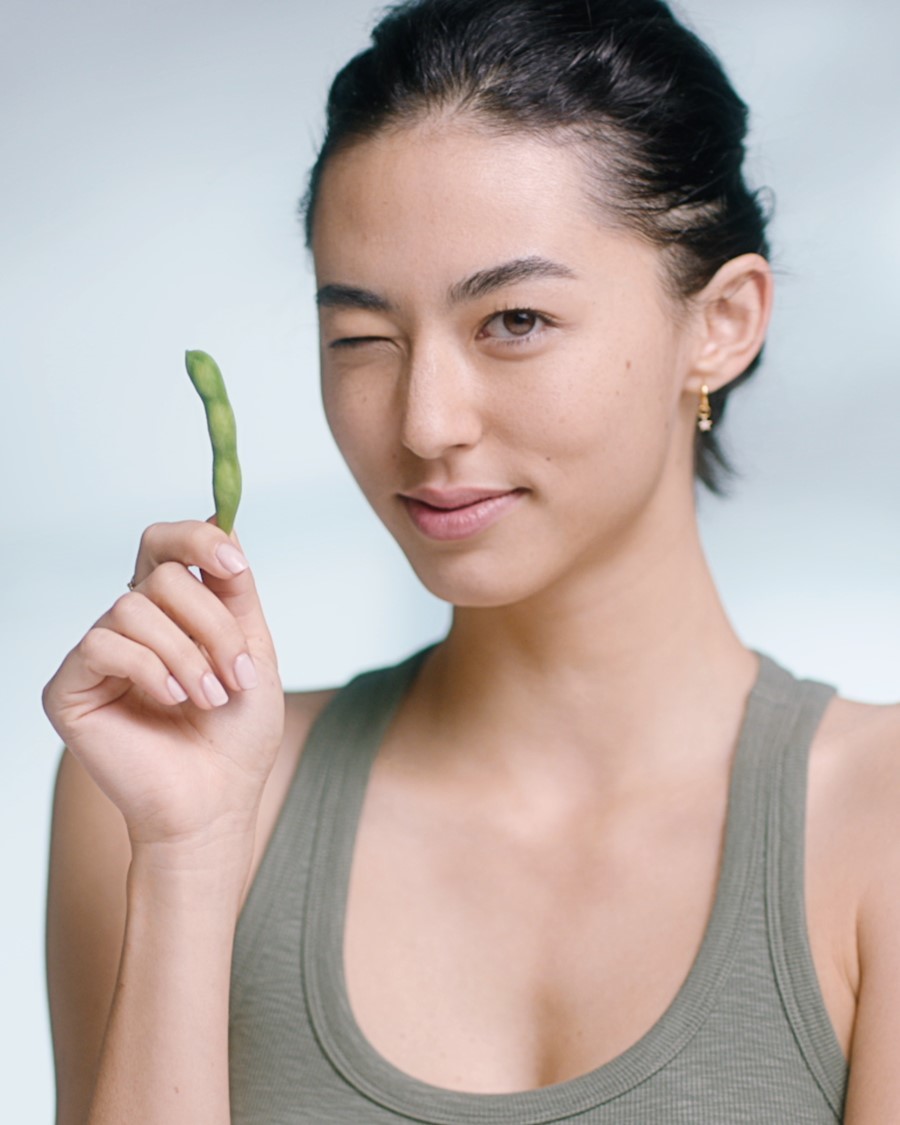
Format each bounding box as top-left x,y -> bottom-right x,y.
321,371 -> 397,498
522,346 -> 668,459
322,376 -> 368,468
520,341 -> 679,522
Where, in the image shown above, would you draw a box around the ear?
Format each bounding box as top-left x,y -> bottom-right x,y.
684,253 -> 773,395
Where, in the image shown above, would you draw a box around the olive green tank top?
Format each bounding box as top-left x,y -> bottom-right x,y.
229,647 -> 849,1122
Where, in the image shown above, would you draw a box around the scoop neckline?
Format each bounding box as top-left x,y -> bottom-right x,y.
302,648 -> 787,1124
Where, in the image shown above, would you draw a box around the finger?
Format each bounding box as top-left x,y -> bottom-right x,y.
131,519 -> 251,588
96,589 -> 240,710
130,519 -> 275,654
44,627 -> 190,718
197,527 -> 275,653
134,562 -> 259,697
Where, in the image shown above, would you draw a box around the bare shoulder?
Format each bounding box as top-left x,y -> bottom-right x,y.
808,692 -> 900,1121
811,692 -> 900,851
809,692 -> 900,894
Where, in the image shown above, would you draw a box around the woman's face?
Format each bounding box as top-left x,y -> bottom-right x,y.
311,121 -> 704,607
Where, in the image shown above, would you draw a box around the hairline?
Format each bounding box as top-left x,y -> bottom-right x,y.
308,104 -> 702,320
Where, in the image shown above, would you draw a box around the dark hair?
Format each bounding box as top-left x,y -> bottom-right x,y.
301,0 -> 772,495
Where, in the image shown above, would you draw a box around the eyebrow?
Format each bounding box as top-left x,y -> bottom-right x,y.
315,284 -> 392,312
315,255 -> 576,313
448,256 -> 577,303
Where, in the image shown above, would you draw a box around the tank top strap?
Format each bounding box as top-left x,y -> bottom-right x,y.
753,652 -> 845,1117
307,644 -> 434,781
296,649 -> 838,1124
231,646 -> 849,1123
230,646 -> 433,1014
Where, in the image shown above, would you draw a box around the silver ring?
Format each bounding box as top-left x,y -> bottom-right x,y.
127,576 -> 137,591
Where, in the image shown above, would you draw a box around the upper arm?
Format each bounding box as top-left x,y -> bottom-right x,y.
46,747 -> 132,1125
842,878 -> 900,1121
837,706 -> 900,1122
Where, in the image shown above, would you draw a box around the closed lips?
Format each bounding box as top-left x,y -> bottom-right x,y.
401,488 -> 522,509
399,488 -> 526,542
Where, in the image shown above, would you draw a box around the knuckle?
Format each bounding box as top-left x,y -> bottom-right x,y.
109,591 -> 145,626
41,678 -> 58,715
141,519 -> 226,572
202,615 -> 237,653
79,626 -> 109,665
179,644 -> 214,685
106,595 -> 126,625
137,646 -> 165,678
152,559 -> 187,590
107,593 -> 129,622
139,521 -> 165,553
189,521 -> 218,559
199,615 -> 245,667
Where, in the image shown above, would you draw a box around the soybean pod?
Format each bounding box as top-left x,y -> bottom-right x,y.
184,349 -> 242,534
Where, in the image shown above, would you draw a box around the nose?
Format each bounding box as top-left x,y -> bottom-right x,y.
399,340 -> 483,460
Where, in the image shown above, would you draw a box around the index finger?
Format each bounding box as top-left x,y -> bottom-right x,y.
130,518 -> 249,591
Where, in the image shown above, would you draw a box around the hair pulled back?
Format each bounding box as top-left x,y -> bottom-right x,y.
302,0 -> 772,494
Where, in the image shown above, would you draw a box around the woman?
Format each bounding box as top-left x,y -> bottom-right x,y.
42,0 -> 900,1121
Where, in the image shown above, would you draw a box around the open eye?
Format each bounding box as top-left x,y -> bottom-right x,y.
478,308 -> 553,344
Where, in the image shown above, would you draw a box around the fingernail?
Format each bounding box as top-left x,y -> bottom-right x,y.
167,675 -> 189,703
202,672 -> 229,707
216,543 -> 249,575
234,652 -> 258,690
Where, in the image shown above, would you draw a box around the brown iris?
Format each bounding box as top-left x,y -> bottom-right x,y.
501,310 -> 538,336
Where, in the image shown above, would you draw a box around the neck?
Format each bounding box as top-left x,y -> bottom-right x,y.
408,498 -> 758,802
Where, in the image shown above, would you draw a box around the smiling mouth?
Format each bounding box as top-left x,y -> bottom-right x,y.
399,488 -> 526,541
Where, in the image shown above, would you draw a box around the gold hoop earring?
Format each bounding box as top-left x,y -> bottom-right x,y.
697,384 -> 713,432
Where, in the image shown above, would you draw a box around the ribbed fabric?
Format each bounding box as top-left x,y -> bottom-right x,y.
229,648 -> 848,1123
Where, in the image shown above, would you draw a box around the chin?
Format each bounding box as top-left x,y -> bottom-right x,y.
401,542 -> 548,609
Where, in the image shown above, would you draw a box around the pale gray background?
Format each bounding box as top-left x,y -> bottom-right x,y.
4,0 -> 898,1116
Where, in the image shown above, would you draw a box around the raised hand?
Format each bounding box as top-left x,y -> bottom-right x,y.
42,518 -> 285,856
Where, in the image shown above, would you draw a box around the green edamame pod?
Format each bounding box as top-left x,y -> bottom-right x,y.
184,349 -> 242,534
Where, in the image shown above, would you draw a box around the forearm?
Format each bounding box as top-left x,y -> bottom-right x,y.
86,848 -> 249,1125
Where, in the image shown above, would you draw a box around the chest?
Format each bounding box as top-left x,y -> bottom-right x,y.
340,760 -> 856,1094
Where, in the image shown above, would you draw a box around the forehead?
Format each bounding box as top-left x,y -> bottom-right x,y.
309,119 -> 673,319
312,121 -> 639,276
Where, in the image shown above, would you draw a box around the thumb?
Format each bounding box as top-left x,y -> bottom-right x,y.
200,518 -> 276,659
